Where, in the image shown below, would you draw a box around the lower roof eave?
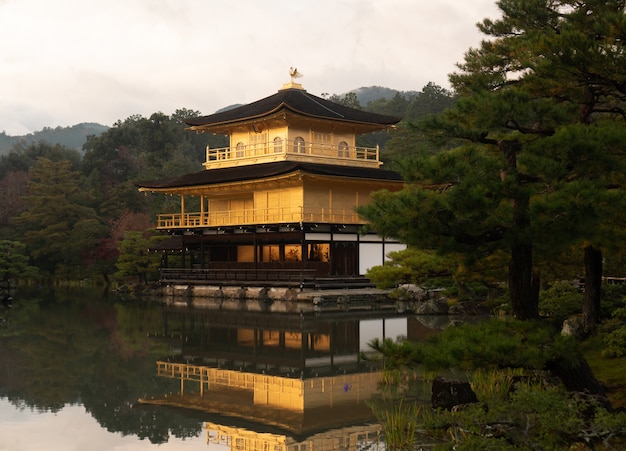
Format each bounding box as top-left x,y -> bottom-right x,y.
158,222 -> 366,236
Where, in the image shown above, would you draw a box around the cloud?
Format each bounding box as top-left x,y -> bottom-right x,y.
0,0 -> 500,135
0,402 -> 215,451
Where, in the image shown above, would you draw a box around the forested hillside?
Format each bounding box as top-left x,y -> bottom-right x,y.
0,123 -> 109,155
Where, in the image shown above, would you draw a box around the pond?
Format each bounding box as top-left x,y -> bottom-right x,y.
0,286 -> 453,450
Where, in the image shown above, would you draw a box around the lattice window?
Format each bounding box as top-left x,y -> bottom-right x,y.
273,136 -> 283,153
236,142 -> 244,158
294,136 -> 305,153
338,141 -> 349,157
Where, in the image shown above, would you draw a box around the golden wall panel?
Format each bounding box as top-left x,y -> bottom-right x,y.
303,180 -> 330,209
154,177 -> 401,228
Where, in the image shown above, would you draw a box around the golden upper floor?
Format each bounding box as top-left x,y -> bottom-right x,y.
202,138 -> 380,169
185,83 -> 400,170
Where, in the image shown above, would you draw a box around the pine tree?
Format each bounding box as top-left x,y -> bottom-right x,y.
13,158 -> 104,276
360,0 -> 626,323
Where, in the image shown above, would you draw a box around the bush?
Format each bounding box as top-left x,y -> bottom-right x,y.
368,320 -> 626,449
600,283 -> 626,318
365,247 -> 455,289
428,372 -> 624,450
601,308 -> 626,358
539,281 -> 582,326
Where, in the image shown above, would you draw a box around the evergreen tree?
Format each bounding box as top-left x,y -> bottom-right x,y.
0,240 -> 38,287
360,0 -> 626,322
115,230 -> 165,284
0,141 -> 81,179
13,158 -> 104,276
451,0 -> 626,326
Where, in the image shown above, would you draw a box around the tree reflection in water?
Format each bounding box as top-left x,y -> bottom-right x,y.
0,287 -> 201,446
0,286 -> 450,450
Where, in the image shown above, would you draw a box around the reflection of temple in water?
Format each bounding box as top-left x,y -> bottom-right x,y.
143,301 -> 448,447
206,422 -> 383,451
160,302 -> 420,377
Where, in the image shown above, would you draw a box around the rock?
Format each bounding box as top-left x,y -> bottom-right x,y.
258,287 -> 270,302
1,293 -> 13,307
413,315 -> 451,329
396,284 -> 428,301
395,300 -> 407,313
414,298 -> 449,315
236,287 -> 248,300
431,376 -> 478,410
561,315 -> 586,339
282,288 -> 298,301
448,302 -> 475,315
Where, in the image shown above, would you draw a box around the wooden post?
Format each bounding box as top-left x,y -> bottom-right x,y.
200,368 -> 204,398
181,195 -> 186,226
200,195 -> 205,225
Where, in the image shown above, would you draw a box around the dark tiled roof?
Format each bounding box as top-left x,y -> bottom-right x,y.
150,235 -> 183,251
135,161 -> 403,190
185,88 -> 401,128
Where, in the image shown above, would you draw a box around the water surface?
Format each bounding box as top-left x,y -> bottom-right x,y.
0,287 -> 447,450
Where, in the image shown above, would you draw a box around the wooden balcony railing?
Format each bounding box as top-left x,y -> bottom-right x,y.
204,140 -> 380,169
160,267 -> 319,287
156,206 -> 365,229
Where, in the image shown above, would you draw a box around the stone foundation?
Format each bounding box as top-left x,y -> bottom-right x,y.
158,283 -> 395,311
162,284 -> 296,301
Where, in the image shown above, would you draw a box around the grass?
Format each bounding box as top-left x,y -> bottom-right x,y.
379,398 -> 422,450
469,367 -> 526,400
583,335 -> 626,409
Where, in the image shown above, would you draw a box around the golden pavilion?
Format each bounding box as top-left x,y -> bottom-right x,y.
135,74 -> 405,288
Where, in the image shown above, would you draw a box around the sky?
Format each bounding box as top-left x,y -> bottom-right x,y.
0,401 -> 218,451
0,0 -> 501,136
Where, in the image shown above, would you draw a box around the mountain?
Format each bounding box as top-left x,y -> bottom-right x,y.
349,86 -> 420,106
215,104 -> 244,113
0,122 -> 108,155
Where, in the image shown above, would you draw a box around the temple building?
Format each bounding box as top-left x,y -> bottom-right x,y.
135,74 -> 405,288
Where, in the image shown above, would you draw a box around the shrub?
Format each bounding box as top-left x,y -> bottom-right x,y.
430,374 -> 611,450
601,308 -> 626,358
539,281 -> 582,326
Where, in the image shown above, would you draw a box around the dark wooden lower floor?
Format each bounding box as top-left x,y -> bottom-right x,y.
152,224 -> 401,289
159,266 -> 374,289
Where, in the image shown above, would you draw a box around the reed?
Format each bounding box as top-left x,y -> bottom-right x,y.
378,397 -> 422,450
469,367 -> 526,400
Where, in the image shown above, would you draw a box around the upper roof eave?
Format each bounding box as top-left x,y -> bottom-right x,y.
186,103 -> 397,133
184,88 -> 402,131
185,103 -> 288,131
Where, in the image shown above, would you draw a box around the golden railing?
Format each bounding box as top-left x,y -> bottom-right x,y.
205,140 -> 379,166
155,361 -> 381,408
156,362 -> 258,391
156,206 -> 365,229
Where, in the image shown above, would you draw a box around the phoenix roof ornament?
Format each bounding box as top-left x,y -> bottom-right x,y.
289,67 -> 303,82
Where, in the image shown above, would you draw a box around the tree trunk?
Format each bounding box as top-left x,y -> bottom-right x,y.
547,355 -> 611,411
583,245 -> 602,334
501,139 -> 540,320
509,243 -> 540,320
